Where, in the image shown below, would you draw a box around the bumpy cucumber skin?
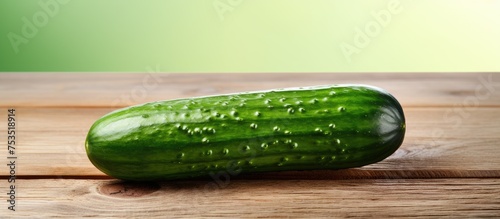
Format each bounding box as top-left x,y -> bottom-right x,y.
85,84 -> 405,181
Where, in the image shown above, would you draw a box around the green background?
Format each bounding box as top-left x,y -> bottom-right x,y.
1,0 -> 499,72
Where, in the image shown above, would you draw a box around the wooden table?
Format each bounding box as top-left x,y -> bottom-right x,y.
1,73 -> 499,218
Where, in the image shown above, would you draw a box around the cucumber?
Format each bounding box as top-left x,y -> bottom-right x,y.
85,84 -> 405,181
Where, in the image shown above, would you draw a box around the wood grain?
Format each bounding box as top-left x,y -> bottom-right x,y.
11,179 -> 500,218
1,73 -> 499,217
1,73 -> 500,107
0,106 -> 499,178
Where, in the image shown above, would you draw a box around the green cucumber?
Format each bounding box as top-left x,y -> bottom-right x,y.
85,84 -> 405,181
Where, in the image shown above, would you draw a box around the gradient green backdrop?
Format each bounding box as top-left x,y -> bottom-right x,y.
1,0 -> 499,72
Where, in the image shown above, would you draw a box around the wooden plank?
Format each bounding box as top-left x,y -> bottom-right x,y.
1,107 -> 499,178
7,179 -> 500,218
1,73 -> 500,107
